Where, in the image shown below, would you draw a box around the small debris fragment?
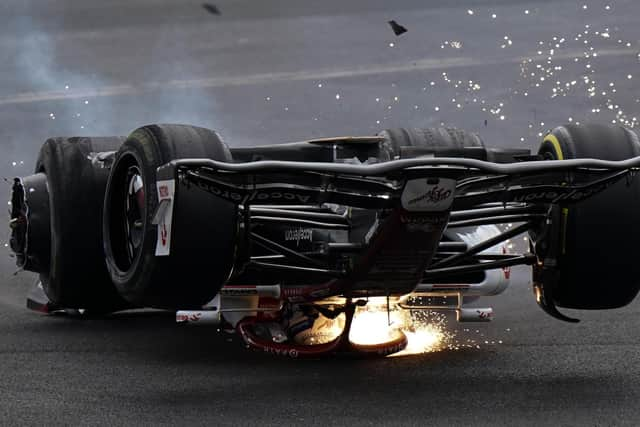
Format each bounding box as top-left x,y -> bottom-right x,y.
388,20 -> 408,36
202,3 -> 221,15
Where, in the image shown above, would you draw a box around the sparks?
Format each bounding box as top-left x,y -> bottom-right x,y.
346,299 -> 450,356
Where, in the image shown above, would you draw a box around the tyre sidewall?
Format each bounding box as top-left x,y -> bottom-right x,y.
36,137 -> 126,310
103,125 -> 238,308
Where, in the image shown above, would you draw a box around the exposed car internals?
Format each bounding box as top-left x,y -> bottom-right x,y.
8,123 -> 640,357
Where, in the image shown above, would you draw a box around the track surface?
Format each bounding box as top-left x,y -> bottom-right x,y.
2,1 -> 640,425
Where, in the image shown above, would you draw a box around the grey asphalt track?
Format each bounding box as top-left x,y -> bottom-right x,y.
2,1 -> 640,425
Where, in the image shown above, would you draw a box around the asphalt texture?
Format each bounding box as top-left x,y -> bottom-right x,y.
2,0 -> 640,425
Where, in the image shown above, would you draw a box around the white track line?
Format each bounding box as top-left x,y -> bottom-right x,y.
0,48 -> 634,106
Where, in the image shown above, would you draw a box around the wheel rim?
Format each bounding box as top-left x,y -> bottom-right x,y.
124,165 -> 145,263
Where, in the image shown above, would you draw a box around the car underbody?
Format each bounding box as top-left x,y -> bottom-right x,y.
9,124 -> 640,357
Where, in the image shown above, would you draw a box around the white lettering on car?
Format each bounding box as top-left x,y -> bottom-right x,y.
284,228 -> 313,246
194,180 -> 311,204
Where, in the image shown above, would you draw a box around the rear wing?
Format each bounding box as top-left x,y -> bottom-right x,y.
156,156 -> 640,211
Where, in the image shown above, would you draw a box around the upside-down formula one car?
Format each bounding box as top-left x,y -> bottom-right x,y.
8,123 -> 640,357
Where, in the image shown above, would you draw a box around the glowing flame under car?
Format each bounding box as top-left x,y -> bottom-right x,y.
302,297 -> 451,356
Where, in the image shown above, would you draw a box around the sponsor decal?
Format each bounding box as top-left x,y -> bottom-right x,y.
155,179 -> 175,256
408,186 -> 452,206
161,223 -> 168,246
399,213 -> 449,232
476,309 -> 492,320
193,180 -> 312,204
248,191 -> 310,203
512,184 -> 609,203
194,180 -> 244,201
220,287 -> 259,296
159,185 -> 169,198
263,347 -> 300,358
176,312 -> 202,322
283,284 -> 330,297
399,214 -> 448,225
401,178 -> 456,212
284,228 -> 313,246
376,342 -> 406,356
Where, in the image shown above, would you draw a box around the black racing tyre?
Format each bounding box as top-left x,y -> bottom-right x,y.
102,124 -> 237,309
378,127 -> 484,159
537,123 -> 640,309
35,136 -> 128,311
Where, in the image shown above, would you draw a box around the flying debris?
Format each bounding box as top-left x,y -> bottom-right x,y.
388,20 -> 408,36
202,3 -> 221,15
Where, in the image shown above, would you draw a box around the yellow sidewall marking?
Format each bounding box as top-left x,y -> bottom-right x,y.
543,134 -> 564,160
543,133 -> 569,255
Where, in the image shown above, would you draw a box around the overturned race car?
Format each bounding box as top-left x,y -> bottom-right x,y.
8,123 -> 640,358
